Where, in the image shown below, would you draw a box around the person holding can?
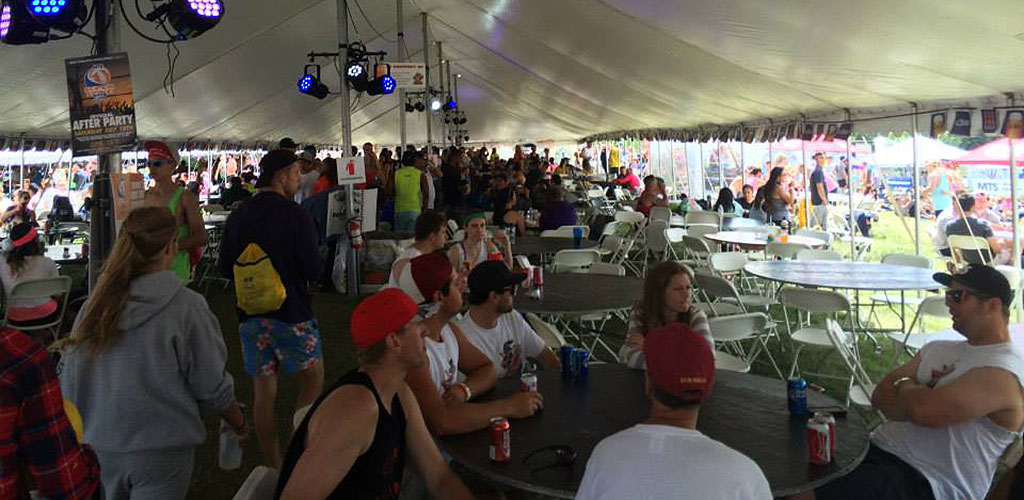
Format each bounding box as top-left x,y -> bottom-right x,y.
457,261 -> 561,379
577,325 -> 771,499
447,212 -> 512,273
808,264 -> 1024,500
619,261 -> 712,369
275,288 -> 473,499
397,253 -> 543,436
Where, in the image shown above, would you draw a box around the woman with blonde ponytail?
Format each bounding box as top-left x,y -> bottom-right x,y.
59,206 -> 247,499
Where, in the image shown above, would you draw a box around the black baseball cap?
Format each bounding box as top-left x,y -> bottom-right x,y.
934,264 -> 1014,307
468,261 -> 526,299
401,150 -> 418,166
256,150 -> 298,188
278,137 -> 297,150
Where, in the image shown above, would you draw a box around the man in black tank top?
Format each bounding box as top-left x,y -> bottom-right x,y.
275,289 -> 473,499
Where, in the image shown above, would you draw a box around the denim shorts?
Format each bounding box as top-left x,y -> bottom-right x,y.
239,317 -> 322,376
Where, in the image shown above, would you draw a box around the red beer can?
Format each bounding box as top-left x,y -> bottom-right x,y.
489,417 -> 511,462
519,372 -> 538,393
488,251 -> 504,261
805,416 -> 832,465
820,413 -> 836,457
532,266 -> 544,286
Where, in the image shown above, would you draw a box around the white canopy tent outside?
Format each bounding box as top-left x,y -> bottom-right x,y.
872,137 -> 967,166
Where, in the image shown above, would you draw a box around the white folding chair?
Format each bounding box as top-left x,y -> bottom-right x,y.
710,312 -> 780,376
766,241 -> 811,260
587,262 -> 626,276
4,276 -> 72,344
795,249 -> 842,261
551,249 -> 601,273
450,229 -> 466,243
643,220 -> 671,276
685,224 -> 719,242
947,235 -> 994,265
682,235 -> 713,269
887,295 -> 951,358
649,206 -> 672,224
868,253 -> 934,324
779,287 -> 854,380
685,210 -> 721,228
694,271 -> 776,315
825,318 -> 878,408
202,203 -> 225,213
232,466 -> 280,500
796,228 -> 834,249
446,219 -> 459,238
540,225 -> 591,239
526,313 -> 568,349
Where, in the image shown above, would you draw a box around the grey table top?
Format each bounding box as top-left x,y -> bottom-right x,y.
512,236 -> 597,256
514,273 -> 641,315
439,365 -> 870,498
706,232 -> 825,248
744,260 -> 941,291
670,216 -> 765,230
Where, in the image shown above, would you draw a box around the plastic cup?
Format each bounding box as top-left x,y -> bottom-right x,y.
572,227 -> 584,248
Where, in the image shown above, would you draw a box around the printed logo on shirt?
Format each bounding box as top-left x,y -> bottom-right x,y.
928,364 -> 956,388
500,340 -> 524,377
442,358 -> 457,391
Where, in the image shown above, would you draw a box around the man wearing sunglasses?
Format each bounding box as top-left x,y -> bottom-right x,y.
813,264 -> 1024,500
577,325 -> 771,499
142,141 -> 208,282
457,261 -> 560,379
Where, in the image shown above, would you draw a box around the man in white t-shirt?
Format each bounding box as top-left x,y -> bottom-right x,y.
293,150 -> 320,204
386,210 -> 448,288
812,264 -> 1024,500
576,324 -> 772,500
398,254 -> 543,436
456,261 -> 560,378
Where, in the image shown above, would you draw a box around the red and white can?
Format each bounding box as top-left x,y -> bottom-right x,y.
816,412 -> 836,457
488,251 -> 505,261
519,372 -> 538,393
532,266 -> 544,286
489,417 -> 511,462
805,416 -> 832,465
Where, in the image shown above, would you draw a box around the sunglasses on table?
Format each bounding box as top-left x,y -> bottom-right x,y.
522,444 -> 578,471
945,289 -> 992,303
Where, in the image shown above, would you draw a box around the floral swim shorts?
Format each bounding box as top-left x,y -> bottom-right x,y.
239,317 -> 322,376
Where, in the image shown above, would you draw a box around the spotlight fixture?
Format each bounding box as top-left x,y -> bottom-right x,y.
464,135 -> 470,142
430,98 -> 442,111
445,97 -> 457,111
145,0 -> 223,40
404,100 -> 415,113
297,64 -> 330,99
345,60 -> 369,92
27,0 -> 85,32
366,63 -> 395,96
1,0 -> 50,45
444,115 -> 451,124
414,100 -> 425,112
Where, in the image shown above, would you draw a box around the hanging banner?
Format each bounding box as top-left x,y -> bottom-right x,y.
1001,109 -> 1024,139
964,166 -> 1024,197
982,109 -> 999,134
950,110 -> 972,136
389,62 -> 427,90
930,112 -> 947,138
835,123 -> 852,141
65,53 -> 137,156
336,156 -> 367,185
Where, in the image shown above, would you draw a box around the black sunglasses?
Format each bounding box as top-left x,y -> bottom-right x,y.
522,445 -> 578,470
498,285 -> 518,295
945,288 -> 991,304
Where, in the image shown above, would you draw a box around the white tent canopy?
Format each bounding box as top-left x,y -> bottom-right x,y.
872,136 -> 966,166
3,0 -> 1024,145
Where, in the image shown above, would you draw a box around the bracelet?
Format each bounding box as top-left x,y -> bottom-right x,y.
892,376 -> 915,390
457,382 -> 472,401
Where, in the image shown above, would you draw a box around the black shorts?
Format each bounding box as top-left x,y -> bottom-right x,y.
815,445 -> 935,500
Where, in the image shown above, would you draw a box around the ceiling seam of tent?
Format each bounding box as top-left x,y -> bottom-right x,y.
426,15 -> 678,128
894,62 -> 1004,96
433,2 -> 752,123
584,0 -> 850,112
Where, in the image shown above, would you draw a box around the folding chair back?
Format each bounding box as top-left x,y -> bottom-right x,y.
614,210 -> 646,226
446,219 -> 459,238
766,241 -> 811,260
825,318 -> 876,407
587,188 -> 606,200
540,225 -> 591,239
710,252 -> 748,275
649,206 -> 672,224
686,224 -> 718,241
451,229 -> 466,243
232,466 -> 280,500
587,262 -> 626,276
526,313 -> 568,348
880,253 -> 931,269
551,249 -> 601,273
645,221 -> 670,253
947,235 -> 994,265
5,276 -> 73,339
708,312 -> 769,342
906,295 -> 951,333
796,228 -> 834,248
796,249 -> 842,261
685,211 -> 721,227
779,286 -> 850,314
694,272 -> 743,307
682,235 -> 713,266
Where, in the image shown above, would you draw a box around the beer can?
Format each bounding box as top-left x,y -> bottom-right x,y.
805,416 -> 832,465
519,372 -> 538,393
559,346 -> 575,380
488,251 -> 504,261
489,417 -> 511,462
533,266 -> 544,286
787,378 -> 808,415
574,349 -> 590,382
817,412 -> 837,457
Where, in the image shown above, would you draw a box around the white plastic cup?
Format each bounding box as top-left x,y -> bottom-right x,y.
218,420 -> 243,470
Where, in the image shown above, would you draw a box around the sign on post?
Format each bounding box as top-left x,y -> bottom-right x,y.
390,62 -> 427,90
65,53 -> 137,156
110,172 -> 145,231
336,156 -> 367,185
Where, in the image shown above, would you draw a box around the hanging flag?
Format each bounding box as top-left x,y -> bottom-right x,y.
930,112 -> 947,138
982,108 -> 999,134
950,110 -> 972,136
824,124 -> 838,141
1001,109 -> 1024,139
835,123 -> 852,140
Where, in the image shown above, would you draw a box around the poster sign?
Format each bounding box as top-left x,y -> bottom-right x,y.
390,62 -> 427,90
336,156 -> 367,185
1001,109 -> 1024,139
982,109 -> 999,134
965,166 -> 1024,197
930,112 -> 946,138
327,188 -> 378,236
950,110 -> 972,136
65,53 -> 137,156
110,172 -> 145,224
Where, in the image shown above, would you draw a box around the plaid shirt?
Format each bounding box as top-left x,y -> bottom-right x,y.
0,327 -> 100,499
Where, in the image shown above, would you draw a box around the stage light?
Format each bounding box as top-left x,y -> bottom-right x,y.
445,98 -> 457,111
414,101 -> 425,112
366,64 -> 395,96
404,101 -> 415,112
430,98 -> 441,111
297,65 -> 330,99
27,0 -> 85,32
345,60 -> 369,92
1,0 -> 50,45
164,0 -> 222,40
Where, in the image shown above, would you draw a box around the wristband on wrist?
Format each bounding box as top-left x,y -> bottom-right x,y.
892,376 -> 915,390
457,382 -> 472,401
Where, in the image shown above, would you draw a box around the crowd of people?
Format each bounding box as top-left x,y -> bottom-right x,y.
2,138 -> 1024,500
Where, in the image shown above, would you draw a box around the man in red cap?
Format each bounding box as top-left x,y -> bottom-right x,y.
142,140 -> 207,282
399,253 -> 543,437
576,325 -> 771,500
275,288 -> 472,499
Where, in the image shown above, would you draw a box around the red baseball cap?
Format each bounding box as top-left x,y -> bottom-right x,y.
643,324 -> 715,405
397,253 -> 452,304
144,141 -> 178,163
350,288 -> 420,348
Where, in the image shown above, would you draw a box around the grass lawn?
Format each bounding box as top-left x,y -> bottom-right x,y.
60,209 -> 951,498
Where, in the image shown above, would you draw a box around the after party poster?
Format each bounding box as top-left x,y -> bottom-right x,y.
65,53 -> 137,156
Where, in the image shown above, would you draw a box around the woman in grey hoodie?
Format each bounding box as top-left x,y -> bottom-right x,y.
58,207 -> 247,499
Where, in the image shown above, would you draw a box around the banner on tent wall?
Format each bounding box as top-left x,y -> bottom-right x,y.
965,166 -> 1024,197
951,111 -> 972,136
390,63 -> 427,90
930,113 -> 947,138
1001,109 -> 1024,139
65,53 -> 137,156
982,109 -> 999,134
110,172 -> 145,225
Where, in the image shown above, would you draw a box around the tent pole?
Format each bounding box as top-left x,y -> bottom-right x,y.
717,141 -> 724,191
1009,103 -> 1021,317
337,0 -> 359,296
801,130 -> 808,229
18,135 -> 24,193
699,142 -> 704,197
422,13 -> 431,150
670,141 -> 676,199
846,117 -> 855,258
396,0 -> 407,148
912,104 -> 921,255
436,42 -> 444,149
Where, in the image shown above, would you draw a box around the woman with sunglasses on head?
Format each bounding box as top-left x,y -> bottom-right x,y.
619,261 -> 713,369
57,207 -> 246,499
0,223 -> 59,336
